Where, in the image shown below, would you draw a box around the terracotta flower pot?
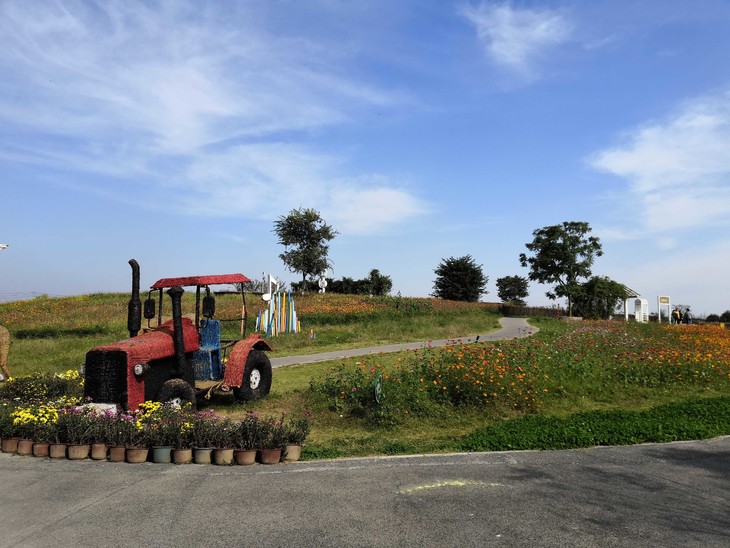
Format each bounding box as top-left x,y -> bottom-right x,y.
49,443 -> 67,459
213,448 -> 234,465
109,446 -> 126,462
1,437 -> 19,453
16,439 -> 34,456
32,442 -> 50,457
282,444 -> 302,462
233,449 -> 257,466
67,444 -> 90,460
90,443 -> 108,460
172,448 -> 192,464
126,447 -> 149,463
258,448 -> 282,465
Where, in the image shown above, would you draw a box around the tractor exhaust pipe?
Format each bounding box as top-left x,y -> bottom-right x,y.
166,286 -> 186,378
127,259 -> 142,338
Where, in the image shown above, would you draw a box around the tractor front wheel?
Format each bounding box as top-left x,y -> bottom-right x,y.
233,349 -> 272,402
157,378 -> 196,408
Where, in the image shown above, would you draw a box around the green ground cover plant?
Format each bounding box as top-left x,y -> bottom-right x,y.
458,397 -> 730,451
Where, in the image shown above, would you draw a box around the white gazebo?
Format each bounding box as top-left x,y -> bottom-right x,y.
621,285 -> 648,322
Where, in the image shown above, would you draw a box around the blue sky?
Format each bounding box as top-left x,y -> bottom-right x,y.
1,0 -> 729,316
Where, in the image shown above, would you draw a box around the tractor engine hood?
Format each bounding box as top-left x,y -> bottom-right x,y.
86,318 -> 199,409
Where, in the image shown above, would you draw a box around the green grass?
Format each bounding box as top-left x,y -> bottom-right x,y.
2,294 -> 729,459
0,292 -> 500,377
459,397 -> 730,451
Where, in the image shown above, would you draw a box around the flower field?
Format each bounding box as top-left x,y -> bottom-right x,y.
310,320 -> 730,427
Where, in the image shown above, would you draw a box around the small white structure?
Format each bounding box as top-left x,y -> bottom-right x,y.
318,270 -> 328,294
634,298 -> 649,323
657,296 -> 671,323
622,285 -> 641,321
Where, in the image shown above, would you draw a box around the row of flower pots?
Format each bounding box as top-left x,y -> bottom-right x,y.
1,437 -> 302,465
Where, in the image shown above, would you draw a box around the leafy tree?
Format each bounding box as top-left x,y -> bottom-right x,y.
571,276 -> 628,320
273,208 -> 338,289
706,314 -> 720,322
496,275 -> 529,306
432,255 -> 488,302
519,221 -> 603,316
720,310 -> 730,322
326,269 -> 393,296
367,269 -> 393,296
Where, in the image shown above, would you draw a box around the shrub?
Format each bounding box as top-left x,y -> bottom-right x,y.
310,359 -> 441,427
281,412 -> 312,445
0,371 -> 83,404
459,397 -> 730,451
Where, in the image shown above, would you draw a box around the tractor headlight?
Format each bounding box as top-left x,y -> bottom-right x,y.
133,363 -> 147,377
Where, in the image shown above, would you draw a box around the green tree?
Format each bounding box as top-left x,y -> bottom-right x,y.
367,269 -> 393,296
496,275 -> 529,306
432,255 -> 488,302
273,208 -> 338,288
572,276 -> 628,319
327,269 -> 393,296
519,221 -> 603,316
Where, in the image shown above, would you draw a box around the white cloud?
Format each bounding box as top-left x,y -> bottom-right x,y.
0,1 -> 425,234
326,182 -> 429,235
591,90 -> 730,235
461,2 -> 571,78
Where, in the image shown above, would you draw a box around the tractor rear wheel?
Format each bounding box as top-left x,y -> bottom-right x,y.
233,349 -> 272,402
157,378 -> 196,408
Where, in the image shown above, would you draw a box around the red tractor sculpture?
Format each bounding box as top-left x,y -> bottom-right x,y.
83,260 -> 273,410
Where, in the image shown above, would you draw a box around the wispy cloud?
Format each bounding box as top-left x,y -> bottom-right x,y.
591,90 -> 730,235
0,0 -> 423,235
460,1 -> 571,79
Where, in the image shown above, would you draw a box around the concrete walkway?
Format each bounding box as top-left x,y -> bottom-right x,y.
270,316 -> 537,368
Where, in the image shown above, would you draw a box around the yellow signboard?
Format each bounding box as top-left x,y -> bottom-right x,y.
659,296 -> 670,304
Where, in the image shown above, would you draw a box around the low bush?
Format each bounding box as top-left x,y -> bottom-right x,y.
459,397 -> 730,451
0,370 -> 84,404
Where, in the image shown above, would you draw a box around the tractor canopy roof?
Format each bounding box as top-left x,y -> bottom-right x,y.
150,274 -> 251,289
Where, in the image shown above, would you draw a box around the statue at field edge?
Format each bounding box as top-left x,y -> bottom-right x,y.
0,325 -> 11,380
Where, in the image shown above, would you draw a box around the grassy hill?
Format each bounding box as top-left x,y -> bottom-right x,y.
0,292 -> 501,376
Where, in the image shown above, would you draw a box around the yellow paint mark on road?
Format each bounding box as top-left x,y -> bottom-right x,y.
399,480 -> 505,494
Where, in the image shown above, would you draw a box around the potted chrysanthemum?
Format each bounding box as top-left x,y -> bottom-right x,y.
281,412 -> 311,462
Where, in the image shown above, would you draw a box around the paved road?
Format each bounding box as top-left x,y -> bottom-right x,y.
270,316 -> 538,368
1,436 -> 727,547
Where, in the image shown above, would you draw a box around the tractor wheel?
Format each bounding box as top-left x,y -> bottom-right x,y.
233,349 -> 272,402
157,378 -> 196,409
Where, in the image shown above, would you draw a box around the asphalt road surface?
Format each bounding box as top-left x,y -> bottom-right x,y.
270,316 -> 538,368
1,436 -> 728,547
